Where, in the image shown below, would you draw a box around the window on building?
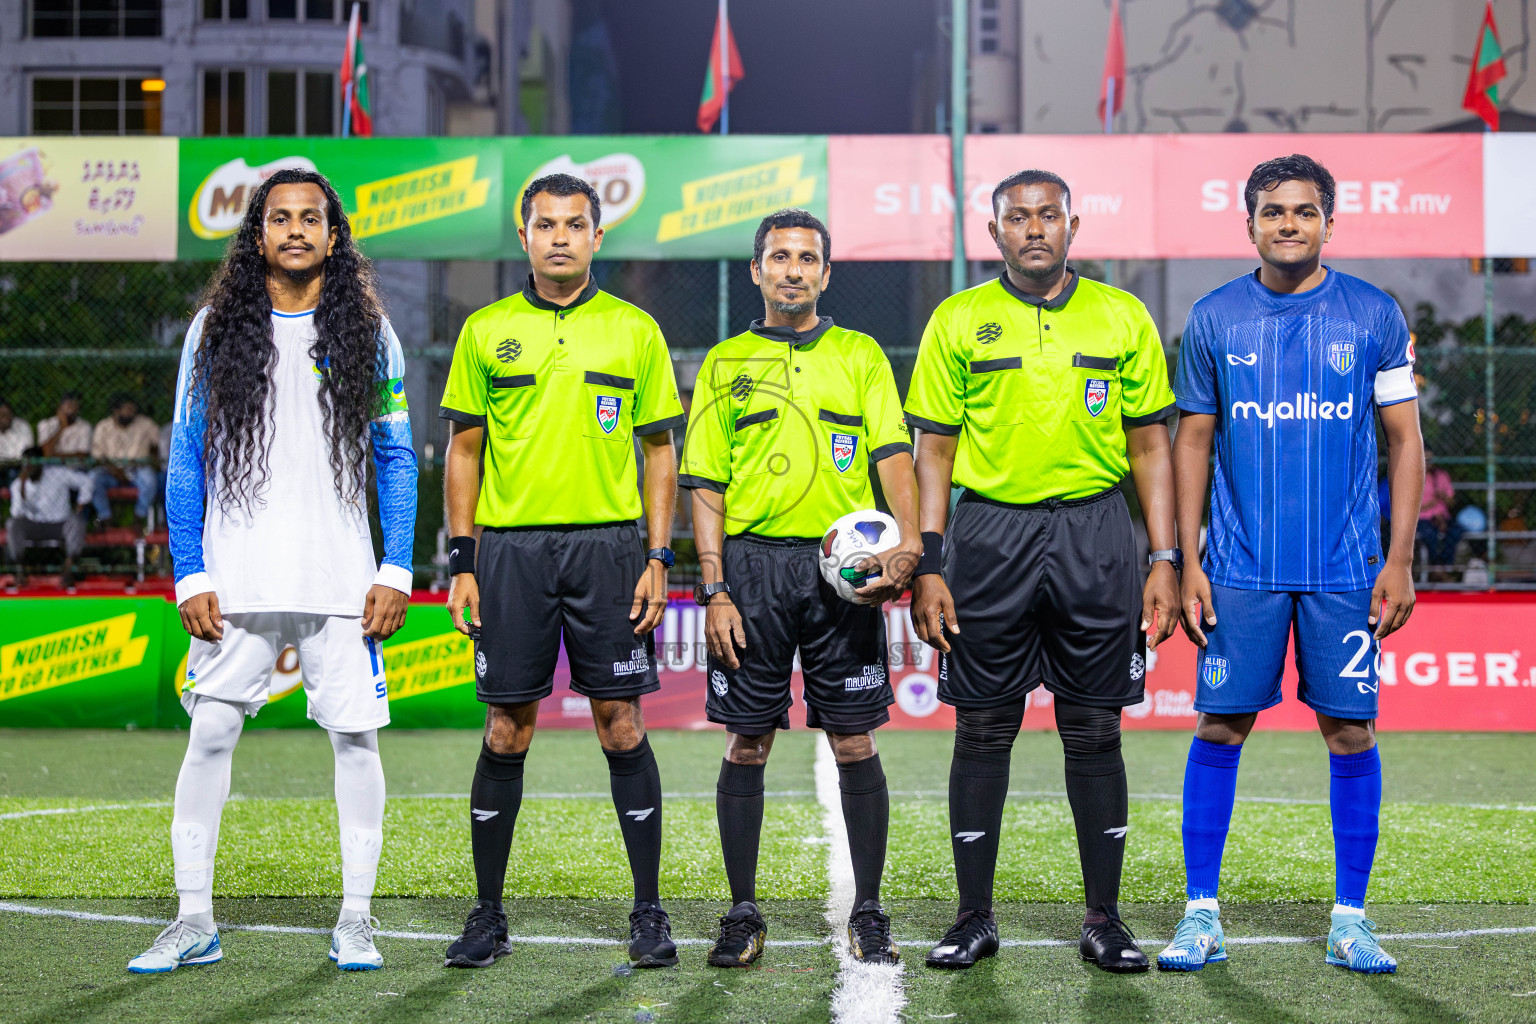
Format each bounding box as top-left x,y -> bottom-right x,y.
31,75 -> 162,134
202,69 -> 247,135
264,0 -> 364,22
32,0 -> 162,37
267,70 -> 335,135
202,0 -> 250,19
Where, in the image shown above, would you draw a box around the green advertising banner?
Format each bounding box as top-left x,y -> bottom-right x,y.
499,135 -> 826,259
0,598 -> 165,728
178,137 -> 504,261
176,136 -> 826,262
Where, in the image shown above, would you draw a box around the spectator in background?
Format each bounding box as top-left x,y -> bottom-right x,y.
1498,501 -> 1536,582
1417,449 -> 1462,574
0,398 -> 33,487
7,445 -> 93,588
37,391 -> 91,457
89,394 -> 159,528
156,419 -> 173,524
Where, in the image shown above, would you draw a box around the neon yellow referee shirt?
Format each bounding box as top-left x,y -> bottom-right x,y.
439,276 -> 686,528
680,318 -> 911,538
904,270 -> 1175,504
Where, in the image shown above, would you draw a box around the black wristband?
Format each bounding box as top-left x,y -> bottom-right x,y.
447,535 -> 477,576
915,531 -> 944,577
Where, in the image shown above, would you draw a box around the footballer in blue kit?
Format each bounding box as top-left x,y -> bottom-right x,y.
1159,155 -> 1424,975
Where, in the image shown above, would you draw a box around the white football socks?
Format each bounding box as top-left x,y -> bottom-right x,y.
330,729 -> 386,917
172,696 -> 245,928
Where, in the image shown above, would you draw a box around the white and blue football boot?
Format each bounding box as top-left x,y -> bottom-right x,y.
1156,906 -> 1227,971
1326,914 -> 1397,974
127,919 -> 223,973
330,914 -> 383,971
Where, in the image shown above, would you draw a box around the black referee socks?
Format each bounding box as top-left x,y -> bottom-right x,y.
950,703 -> 1025,913
604,736 -> 664,905
836,752 -> 890,908
716,759 -> 766,906
470,742 -> 527,903
1056,699 -> 1129,915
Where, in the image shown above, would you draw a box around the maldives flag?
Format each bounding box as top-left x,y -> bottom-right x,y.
697,4 -> 744,134
1463,1 -> 1506,131
341,2 -> 372,137
1098,0 -> 1125,130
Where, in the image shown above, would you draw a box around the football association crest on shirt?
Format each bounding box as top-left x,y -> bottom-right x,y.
1084,378 -> 1109,418
1201,654 -> 1230,689
1327,340 -> 1357,376
831,432 -> 858,472
595,395 -> 621,434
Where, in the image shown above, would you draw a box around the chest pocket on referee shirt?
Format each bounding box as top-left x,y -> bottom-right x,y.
489,373 -> 539,440
817,409 -> 865,480
966,356 -> 1028,426
583,370 -> 635,441
1069,353 -> 1121,423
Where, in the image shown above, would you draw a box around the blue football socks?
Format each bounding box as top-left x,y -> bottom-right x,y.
1182,737 -> 1243,900
1329,746 -> 1382,910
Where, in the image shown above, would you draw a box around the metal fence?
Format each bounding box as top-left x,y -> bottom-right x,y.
2,260 -> 1532,587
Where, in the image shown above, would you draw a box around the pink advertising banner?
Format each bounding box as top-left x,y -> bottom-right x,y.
535,593 -> 1536,733
825,134 -> 1484,262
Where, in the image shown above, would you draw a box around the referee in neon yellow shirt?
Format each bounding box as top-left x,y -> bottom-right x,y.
438,174 -> 685,971
680,209 -> 920,968
906,170 -> 1180,972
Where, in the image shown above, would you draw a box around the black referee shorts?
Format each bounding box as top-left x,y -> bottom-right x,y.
706,533 -> 893,735
473,522 -> 660,705
938,487 -> 1146,710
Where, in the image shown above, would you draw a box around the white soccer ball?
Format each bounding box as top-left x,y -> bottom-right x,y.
819,509 -> 902,604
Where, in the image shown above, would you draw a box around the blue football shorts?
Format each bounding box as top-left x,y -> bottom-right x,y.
1194,583 -> 1381,720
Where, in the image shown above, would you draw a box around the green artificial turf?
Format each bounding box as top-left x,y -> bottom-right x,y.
1,727 -> 1533,1023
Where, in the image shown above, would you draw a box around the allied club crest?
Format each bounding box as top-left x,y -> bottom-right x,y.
1084,378 -> 1109,418
1201,654 -> 1230,689
731,373 -> 753,401
976,321 -> 1003,345
595,395 -> 621,434
1327,339 -> 1356,376
831,432 -> 858,472
497,338 -> 522,363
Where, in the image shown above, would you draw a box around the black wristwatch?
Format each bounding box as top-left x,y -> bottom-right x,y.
1148,548 -> 1184,571
647,547 -> 675,570
694,581 -> 730,606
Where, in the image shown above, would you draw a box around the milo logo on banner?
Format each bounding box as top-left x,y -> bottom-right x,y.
189,155 -> 317,239
517,153 -> 645,230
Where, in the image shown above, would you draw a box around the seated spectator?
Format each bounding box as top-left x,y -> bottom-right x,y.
1416,449 -> 1462,575
1498,502 -> 1536,582
0,398 -> 32,487
156,419 -> 173,525
89,394 -> 159,528
36,391 -> 92,458
7,446 -> 93,588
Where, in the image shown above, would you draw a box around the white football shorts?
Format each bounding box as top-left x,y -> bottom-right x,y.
181,612 -> 390,733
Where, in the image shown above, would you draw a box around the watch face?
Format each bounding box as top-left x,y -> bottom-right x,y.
694,584 -> 709,606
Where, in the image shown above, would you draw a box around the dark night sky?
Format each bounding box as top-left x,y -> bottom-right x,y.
601,0 -> 941,134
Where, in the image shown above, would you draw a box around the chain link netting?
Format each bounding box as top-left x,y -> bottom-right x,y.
3,261 -> 1532,585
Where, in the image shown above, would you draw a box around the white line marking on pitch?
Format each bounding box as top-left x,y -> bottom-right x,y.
1,902 -> 1532,952
0,802 -> 172,821
815,741 -> 906,1024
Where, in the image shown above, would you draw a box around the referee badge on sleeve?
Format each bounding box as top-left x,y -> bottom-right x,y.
596,395 -> 621,434
1084,379 -> 1109,418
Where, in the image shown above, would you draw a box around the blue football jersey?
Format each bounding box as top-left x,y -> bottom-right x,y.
1173,268 -> 1417,592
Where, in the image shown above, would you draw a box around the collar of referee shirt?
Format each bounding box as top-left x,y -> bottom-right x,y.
998,265 -> 1080,311
520,272 -> 600,311
747,316 -> 835,346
